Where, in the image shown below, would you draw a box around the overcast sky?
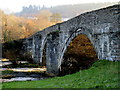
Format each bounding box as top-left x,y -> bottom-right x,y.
0,0 -> 119,13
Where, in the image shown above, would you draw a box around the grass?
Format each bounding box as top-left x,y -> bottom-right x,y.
2,60 -> 120,88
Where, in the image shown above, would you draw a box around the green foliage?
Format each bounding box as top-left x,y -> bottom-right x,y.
2,60 -> 120,88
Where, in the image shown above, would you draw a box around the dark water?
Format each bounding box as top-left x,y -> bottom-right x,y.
2,71 -> 50,82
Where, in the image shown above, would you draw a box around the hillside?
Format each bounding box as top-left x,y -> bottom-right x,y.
2,60 -> 119,88
16,2 -> 117,18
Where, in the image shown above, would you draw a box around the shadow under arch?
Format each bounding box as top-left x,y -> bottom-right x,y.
59,32 -> 98,76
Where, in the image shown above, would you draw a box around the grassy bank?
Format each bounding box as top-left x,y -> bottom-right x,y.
2,60 -> 119,88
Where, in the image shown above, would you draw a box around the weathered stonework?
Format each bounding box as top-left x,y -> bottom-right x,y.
3,5 -> 120,75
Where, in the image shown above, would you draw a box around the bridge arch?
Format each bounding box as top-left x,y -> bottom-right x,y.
58,28 -> 98,71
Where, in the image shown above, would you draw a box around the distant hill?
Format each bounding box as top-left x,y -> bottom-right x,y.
16,2 -> 117,18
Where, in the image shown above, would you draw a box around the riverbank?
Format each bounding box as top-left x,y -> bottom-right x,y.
2,60 -> 119,88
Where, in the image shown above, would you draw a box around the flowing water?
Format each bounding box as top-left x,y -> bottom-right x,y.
1,68 -> 49,82
0,59 -> 49,82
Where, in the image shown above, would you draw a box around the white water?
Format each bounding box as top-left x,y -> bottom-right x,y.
1,77 -> 40,82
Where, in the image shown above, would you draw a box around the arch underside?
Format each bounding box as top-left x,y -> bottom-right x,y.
60,33 -> 98,75
58,28 -> 97,69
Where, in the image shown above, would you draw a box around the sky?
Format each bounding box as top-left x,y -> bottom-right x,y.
0,0 -> 119,13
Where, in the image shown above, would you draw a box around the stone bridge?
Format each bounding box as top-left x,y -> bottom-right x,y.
3,5 -> 120,75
